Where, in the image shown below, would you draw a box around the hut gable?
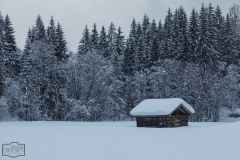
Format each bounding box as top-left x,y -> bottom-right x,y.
130,98 -> 195,116
169,104 -> 194,116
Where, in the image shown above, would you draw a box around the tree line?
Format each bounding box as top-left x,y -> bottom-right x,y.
0,3 -> 240,121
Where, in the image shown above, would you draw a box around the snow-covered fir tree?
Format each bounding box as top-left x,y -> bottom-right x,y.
115,27 -> 125,56
188,7 -> 199,62
123,19 -> 137,76
98,26 -> 108,57
4,15 -> 16,53
157,20 -> 164,59
55,22 -> 68,61
106,22 -> 117,58
91,23 -> 99,52
177,6 -> 188,61
195,3 -> 219,72
0,12 -> 5,97
222,14 -> 234,67
163,8 -> 173,59
35,15 -> 46,41
4,14 -> 19,78
47,16 -> 56,46
77,25 -> 91,55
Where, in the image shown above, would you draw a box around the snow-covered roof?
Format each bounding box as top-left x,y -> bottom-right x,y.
130,98 -> 195,116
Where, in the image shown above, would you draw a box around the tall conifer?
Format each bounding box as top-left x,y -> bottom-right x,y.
91,23 -> 99,51
77,25 -> 91,56
188,7 -> 200,62
55,22 -> 68,61
98,26 -> 108,57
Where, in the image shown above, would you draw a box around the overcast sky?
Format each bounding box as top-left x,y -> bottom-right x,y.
0,0 -> 239,52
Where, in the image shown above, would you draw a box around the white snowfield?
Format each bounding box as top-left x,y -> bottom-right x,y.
0,121 -> 239,160
130,98 -> 195,116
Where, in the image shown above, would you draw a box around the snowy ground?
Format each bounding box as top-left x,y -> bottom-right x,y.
0,121 -> 239,160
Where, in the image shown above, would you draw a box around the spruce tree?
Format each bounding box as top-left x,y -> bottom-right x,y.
30,26 -> 38,43
143,30 -> 152,69
207,4 -> 218,47
21,29 -> 33,94
55,22 -> 68,61
142,14 -> 150,34
150,36 -> 159,66
163,8 -> 173,59
123,19 -> 137,75
106,22 -> 117,58
172,9 -> 179,58
195,3 -> 219,72
115,27 -> 125,56
129,19 -> 138,44
135,36 -> 144,71
91,23 -> 99,51
129,18 -> 137,45
47,16 -> 56,46
214,5 -> 224,50
123,39 -> 134,76
22,29 -> 32,77
111,27 -> 125,94
157,20 -> 164,60
177,6 -> 188,61
23,28 -> 31,54
150,19 -> 157,40
149,18 -> 159,67
35,15 -> 46,41
140,15 -> 152,69
0,12 -> 5,96
98,26 -> 108,57
3,14 -> 19,78
4,15 -> 16,52
222,14 -> 234,66
229,4 -> 240,65
136,23 -> 142,43
77,25 -> 91,55
0,12 -> 5,57
188,7 -> 200,62
195,4 -> 208,65
207,3 -> 219,68
134,23 -> 143,71
0,13 -> 19,116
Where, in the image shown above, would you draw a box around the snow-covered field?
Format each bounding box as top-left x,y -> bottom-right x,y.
0,120 -> 239,160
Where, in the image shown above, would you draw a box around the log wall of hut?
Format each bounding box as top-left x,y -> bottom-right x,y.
136,106 -> 191,128
136,115 -> 189,128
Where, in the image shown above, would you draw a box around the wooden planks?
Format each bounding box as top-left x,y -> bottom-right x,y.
136,115 -> 189,128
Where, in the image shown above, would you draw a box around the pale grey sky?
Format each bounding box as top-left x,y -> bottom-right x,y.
0,0 -> 239,52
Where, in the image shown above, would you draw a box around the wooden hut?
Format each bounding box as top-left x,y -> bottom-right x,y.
130,98 -> 195,128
